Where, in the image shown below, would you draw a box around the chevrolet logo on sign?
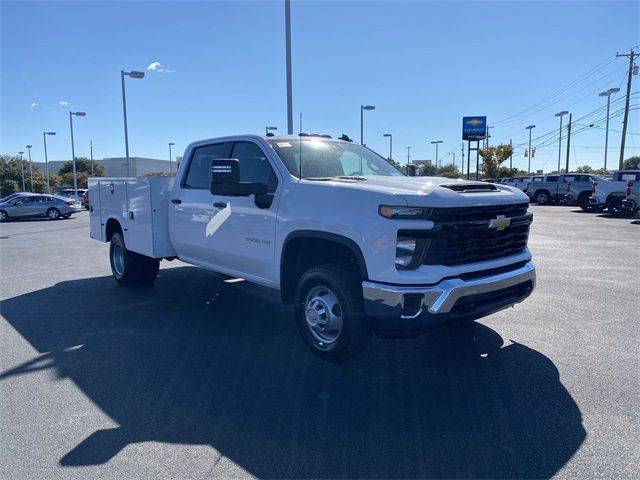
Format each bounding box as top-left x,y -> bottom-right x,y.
466,119 -> 483,126
488,215 -> 511,231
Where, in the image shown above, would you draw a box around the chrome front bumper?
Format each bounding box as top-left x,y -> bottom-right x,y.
362,261 -> 536,333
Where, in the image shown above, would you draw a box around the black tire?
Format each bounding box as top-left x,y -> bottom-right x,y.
47,208 -> 61,220
535,190 -> 550,205
110,233 -> 139,286
607,198 -> 625,217
294,264 -> 371,363
579,195 -> 596,212
137,255 -> 160,285
0,210 -> 8,222
109,232 -> 159,286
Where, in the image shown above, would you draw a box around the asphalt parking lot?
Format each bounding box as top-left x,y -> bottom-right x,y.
1,206 -> 639,479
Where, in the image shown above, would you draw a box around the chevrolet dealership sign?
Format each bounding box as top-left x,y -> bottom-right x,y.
462,116 -> 487,141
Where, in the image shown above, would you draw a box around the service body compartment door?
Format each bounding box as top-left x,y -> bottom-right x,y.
126,177 -> 176,258
89,177 -> 175,259
89,178 -> 127,242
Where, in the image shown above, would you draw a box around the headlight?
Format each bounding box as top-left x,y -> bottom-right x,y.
379,205 -> 433,219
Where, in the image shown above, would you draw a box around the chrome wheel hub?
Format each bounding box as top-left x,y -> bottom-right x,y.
112,243 -> 125,276
304,285 -> 343,345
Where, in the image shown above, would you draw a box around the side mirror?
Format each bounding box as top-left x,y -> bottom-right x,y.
210,159 -> 268,196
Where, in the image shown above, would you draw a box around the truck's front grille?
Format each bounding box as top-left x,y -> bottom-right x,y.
422,217 -> 531,266
428,203 -> 529,222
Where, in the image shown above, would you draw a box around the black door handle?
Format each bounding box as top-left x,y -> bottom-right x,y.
171,198 -> 182,204
213,202 -> 228,208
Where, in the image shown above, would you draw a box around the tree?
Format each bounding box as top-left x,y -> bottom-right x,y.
496,166 -> 527,179
0,179 -> 19,197
575,165 -> 594,173
61,171 -> 90,189
623,156 -> 640,170
0,154 -> 43,192
58,157 -> 105,176
437,163 -> 461,178
478,144 -> 514,178
418,163 -> 437,176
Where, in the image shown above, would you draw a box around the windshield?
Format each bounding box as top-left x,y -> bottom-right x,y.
267,138 -> 404,179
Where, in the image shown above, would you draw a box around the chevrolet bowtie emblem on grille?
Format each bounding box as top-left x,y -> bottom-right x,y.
488,215 -> 511,231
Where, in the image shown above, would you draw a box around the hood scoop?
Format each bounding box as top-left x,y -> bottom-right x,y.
441,182 -> 497,193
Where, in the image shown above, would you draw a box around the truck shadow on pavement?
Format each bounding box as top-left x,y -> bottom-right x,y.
1,266 -> 585,479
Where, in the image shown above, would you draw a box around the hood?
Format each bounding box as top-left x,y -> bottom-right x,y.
314,176 -> 529,207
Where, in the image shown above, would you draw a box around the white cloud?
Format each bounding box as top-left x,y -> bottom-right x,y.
30,102 -> 38,108
146,61 -> 175,73
58,101 -> 73,109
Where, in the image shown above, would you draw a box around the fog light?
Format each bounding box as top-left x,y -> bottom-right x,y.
395,236 -> 416,268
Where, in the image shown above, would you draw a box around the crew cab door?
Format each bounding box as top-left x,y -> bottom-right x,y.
206,141 -> 280,283
169,141 -> 232,263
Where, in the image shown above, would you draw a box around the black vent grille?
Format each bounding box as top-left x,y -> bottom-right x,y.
428,203 -> 529,222
441,183 -> 498,193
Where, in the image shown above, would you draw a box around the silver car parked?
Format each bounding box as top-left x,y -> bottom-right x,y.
0,194 -> 82,222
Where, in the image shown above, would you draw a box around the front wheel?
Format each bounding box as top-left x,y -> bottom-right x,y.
294,264 -> 371,362
535,191 -> 550,205
0,210 -> 8,222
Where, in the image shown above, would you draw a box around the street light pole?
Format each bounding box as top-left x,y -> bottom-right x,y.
383,133 -> 392,161
360,104 -> 375,145
90,140 -> 94,176
18,152 -> 25,191
26,145 -> 33,191
120,69 -> 145,176
430,140 -> 443,168
555,111 -> 569,173
526,125 -> 535,173
599,88 -> 620,172
69,111 -> 86,199
406,146 -> 411,166
168,142 -> 175,174
43,131 -> 55,193
285,0 -> 293,134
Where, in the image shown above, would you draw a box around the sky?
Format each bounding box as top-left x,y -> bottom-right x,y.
1,0 -> 639,174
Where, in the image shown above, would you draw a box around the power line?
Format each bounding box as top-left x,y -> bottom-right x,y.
492,53 -> 622,126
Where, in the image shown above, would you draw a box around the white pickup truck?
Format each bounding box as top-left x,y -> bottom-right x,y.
89,134 -> 536,361
589,170 -> 640,216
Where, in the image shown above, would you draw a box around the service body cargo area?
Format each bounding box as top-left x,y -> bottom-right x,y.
90,176 -> 176,258
89,134 -> 536,362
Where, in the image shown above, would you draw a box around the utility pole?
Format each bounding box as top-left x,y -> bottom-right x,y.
90,140 -> 94,176
616,49 -> 639,169
565,113 -> 572,173
509,139 -> 513,170
461,142 -> 465,176
406,146 -> 411,166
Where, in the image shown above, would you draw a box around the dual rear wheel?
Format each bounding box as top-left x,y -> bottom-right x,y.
109,232 -> 160,286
